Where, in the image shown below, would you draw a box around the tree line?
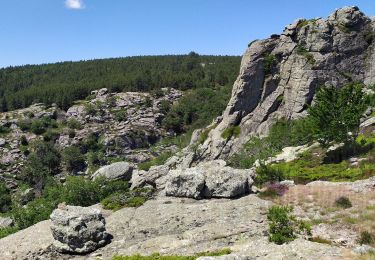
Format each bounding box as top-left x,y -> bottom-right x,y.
0,52 -> 241,111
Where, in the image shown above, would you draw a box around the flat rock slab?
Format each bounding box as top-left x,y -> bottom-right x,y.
0,195 -> 345,259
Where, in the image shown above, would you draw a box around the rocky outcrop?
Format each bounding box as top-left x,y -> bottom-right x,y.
165,160 -> 255,199
92,162 -> 133,181
0,195 -> 346,259
193,6 -> 375,161
0,217 -> 13,229
50,205 -> 110,254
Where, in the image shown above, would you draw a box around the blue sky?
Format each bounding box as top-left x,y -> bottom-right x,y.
0,0 -> 374,68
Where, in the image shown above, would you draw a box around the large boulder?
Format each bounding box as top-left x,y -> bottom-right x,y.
165,168 -> 206,199
50,205 -> 110,254
92,162 -> 133,181
165,160 -> 255,199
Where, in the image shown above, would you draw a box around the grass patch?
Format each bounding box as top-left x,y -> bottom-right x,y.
0,227 -> 19,239
296,46 -> 316,65
101,188 -> 153,211
114,248 -> 231,260
221,126 -> 241,140
138,152 -> 173,171
335,196 -> 352,209
309,237 -> 332,245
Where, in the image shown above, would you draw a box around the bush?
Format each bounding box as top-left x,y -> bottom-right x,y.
20,135 -> 28,146
67,118 -> 83,130
115,110 -> 127,122
101,189 -> 152,211
68,129 -> 76,138
159,100 -> 171,114
259,183 -> 289,199
358,231 -> 375,245
85,103 -> 98,116
43,129 -> 60,142
0,227 -> 19,239
138,152 -> 173,171
267,205 -> 311,245
263,54 -> 276,75
309,83 -> 368,146
221,126 -> 241,140
0,182 -> 12,213
255,164 -> 284,186
267,205 -> 296,244
296,45 -> 316,64
335,196 -> 352,209
62,146 -> 86,173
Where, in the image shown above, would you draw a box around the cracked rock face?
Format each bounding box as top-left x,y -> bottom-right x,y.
195,6 -> 375,161
50,205 -> 110,254
165,160 -> 255,199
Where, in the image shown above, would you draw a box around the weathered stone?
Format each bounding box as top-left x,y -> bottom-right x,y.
0,217 -> 13,228
165,168 -> 206,199
92,162 -> 133,181
50,205 -> 110,254
193,6 -> 375,161
165,160 -> 254,199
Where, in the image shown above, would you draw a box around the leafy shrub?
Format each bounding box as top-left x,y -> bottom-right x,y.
296,46 -> 315,64
115,110 -> 127,122
151,88 -> 165,98
335,196 -> 352,209
267,205 -> 296,244
255,164 -> 284,186
62,146 -> 86,173
221,126 -> 241,140
138,152 -> 173,171
358,231 -> 375,245
68,129 -> 76,138
20,141 -> 61,188
0,227 -> 19,239
20,135 -> 28,146
309,83 -> 368,146
0,125 -> 10,135
263,54 -> 276,75
85,103 -> 98,116
267,205 -> 311,245
18,119 -> 32,131
0,182 -> 12,213
43,129 -> 60,142
67,118 -> 83,130
101,188 -> 152,211
159,100 -> 171,114
228,118 -> 316,169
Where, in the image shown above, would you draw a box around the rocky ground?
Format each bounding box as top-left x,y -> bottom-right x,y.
0,194 -> 352,260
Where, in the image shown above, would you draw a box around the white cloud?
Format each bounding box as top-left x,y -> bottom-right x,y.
65,0 -> 85,10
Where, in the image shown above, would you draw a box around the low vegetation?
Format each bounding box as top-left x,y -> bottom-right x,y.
267,205 -> 311,245
113,248 -> 232,260
221,126 -> 241,140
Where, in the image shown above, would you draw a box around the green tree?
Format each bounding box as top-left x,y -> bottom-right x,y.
62,146 -> 86,173
309,83 -> 368,146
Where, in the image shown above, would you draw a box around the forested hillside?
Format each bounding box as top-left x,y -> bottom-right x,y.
0,52 -> 240,111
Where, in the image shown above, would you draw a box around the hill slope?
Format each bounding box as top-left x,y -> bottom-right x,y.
0,54 -> 240,111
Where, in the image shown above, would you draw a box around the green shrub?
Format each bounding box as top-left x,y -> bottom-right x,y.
20,135 -> 28,146
68,129 -> 76,138
221,126 -> 241,140
267,205 -> 296,244
101,189 -> 152,211
296,46 -> 316,65
138,152 -> 173,171
358,231 -> 375,245
159,100 -> 171,114
67,118 -> 83,130
0,227 -> 19,239
85,103 -> 98,116
0,182 -> 12,213
255,164 -> 284,186
62,146 -> 86,173
43,129 -> 60,142
335,196 -> 352,209
365,31 -> 375,45
309,83 -> 368,146
115,110 -> 127,122
18,119 -> 32,131
263,54 -> 276,75
151,89 -> 165,98
0,125 -> 10,135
